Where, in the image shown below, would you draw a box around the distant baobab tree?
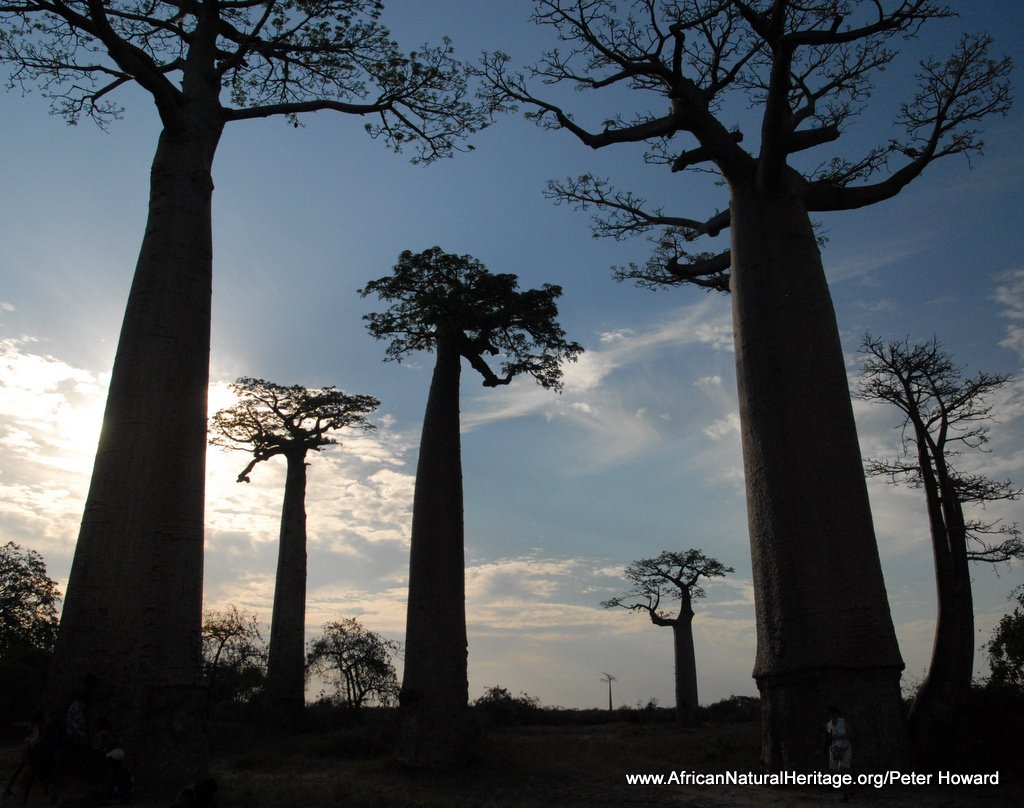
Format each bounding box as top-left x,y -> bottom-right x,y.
858,335 -> 1023,759
603,550 -> 733,725
0,1 -> 485,789
209,378 -> 378,726
600,672 -> 617,712
361,246 -> 582,768
479,0 -> 1012,771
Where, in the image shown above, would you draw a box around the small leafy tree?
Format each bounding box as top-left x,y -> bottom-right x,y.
0,541 -> 60,655
471,685 -> 542,727
201,606 -> 268,714
210,378 -> 378,726
857,334 -> 1023,755
602,549 -> 733,726
306,618 -> 400,716
986,587 -> 1024,689
361,246 -> 582,768
0,542 -> 61,724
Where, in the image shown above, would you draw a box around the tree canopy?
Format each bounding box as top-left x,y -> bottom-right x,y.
210,377 -> 379,482
987,586 -> 1024,689
478,0 -> 1013,288
201,605 -> 268,710
360,246 -> 583,389
0,540 -> 61,657
602,549 -> 733,625
306,617 -> 400,712
858,334 -> 1023,564
0,0 -> 486,158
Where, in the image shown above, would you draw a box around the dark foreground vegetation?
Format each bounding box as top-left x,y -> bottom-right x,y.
4,693 -> 1021,807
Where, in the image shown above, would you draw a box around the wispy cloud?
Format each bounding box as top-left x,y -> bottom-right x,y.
994,268 -> 1024,359
461,298 -> 735,467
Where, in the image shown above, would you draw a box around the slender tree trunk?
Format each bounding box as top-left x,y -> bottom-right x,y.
909,461 -> 975,760
264,450 -> 310,726
46,110 -> 224,791
671,608 -> 699,726
729,180 -> 909,772
398,335 -> 470,768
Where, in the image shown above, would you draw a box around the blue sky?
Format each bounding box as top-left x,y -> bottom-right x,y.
2,1 -> 1023,710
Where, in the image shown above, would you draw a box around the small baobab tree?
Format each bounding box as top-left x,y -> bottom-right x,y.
857,335 -> 1023,757
361,246 -> 582,768
210,377 -> 378,726
600,671 -> 617,711
602,549 -> 733,725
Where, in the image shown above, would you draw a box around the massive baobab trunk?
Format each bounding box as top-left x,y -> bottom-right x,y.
264,449 -> 310,726
49,111 -> 224,789
398,334 -> 469,768
729,182 -> 908,772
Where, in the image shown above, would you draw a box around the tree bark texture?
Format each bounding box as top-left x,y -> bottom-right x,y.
398,335 -> 470,768
671,608 -> 699,727
264,450 -> 310,727
729,181 -> 909,771
46,111 -> 223,792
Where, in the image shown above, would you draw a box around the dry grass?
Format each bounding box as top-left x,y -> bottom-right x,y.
209,719 -> 759,807
5,716 -> 1022,807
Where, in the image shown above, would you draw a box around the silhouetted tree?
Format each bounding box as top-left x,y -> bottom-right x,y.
306,617 -> 400,715
857,334 -> 1023,756
600,672 -> 617,712
479,0 -> 1012,770
0,542 -> 61,725
210,378 -> 378,726
361,246 -> 582,768
0,2 -> 484,789
986,586 -> 1024,689
201,606 -> 268,714
602,549 -> 733,725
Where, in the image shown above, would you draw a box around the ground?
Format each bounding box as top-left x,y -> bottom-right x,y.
3,719 -> 1020,807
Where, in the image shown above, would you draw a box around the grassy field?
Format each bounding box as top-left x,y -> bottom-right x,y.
5,713 -> 1022,807
210,718 -> 760,807
205,717 -> 1023,808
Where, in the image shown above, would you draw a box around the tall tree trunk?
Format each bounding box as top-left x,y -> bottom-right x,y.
398,335 -> 469,768
729,180 -> 909,772
46,111 -> 224,792
671,606 -> 699,726
264,449 -> 310,726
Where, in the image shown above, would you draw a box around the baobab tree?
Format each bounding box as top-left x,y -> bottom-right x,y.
479,0 -> 1012,770
603,549 -> 733,726
0,1 -> 484,789
361,247 -> 582,768
209,378 -> 378,726
600,672 -> 617,711
857,335 -> 1023,758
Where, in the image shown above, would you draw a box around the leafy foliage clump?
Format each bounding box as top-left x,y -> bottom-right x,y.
361,246 -> 583,390
202,605 -> 268,714
986,586 -> 1024,689
0,541 -> 61,725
